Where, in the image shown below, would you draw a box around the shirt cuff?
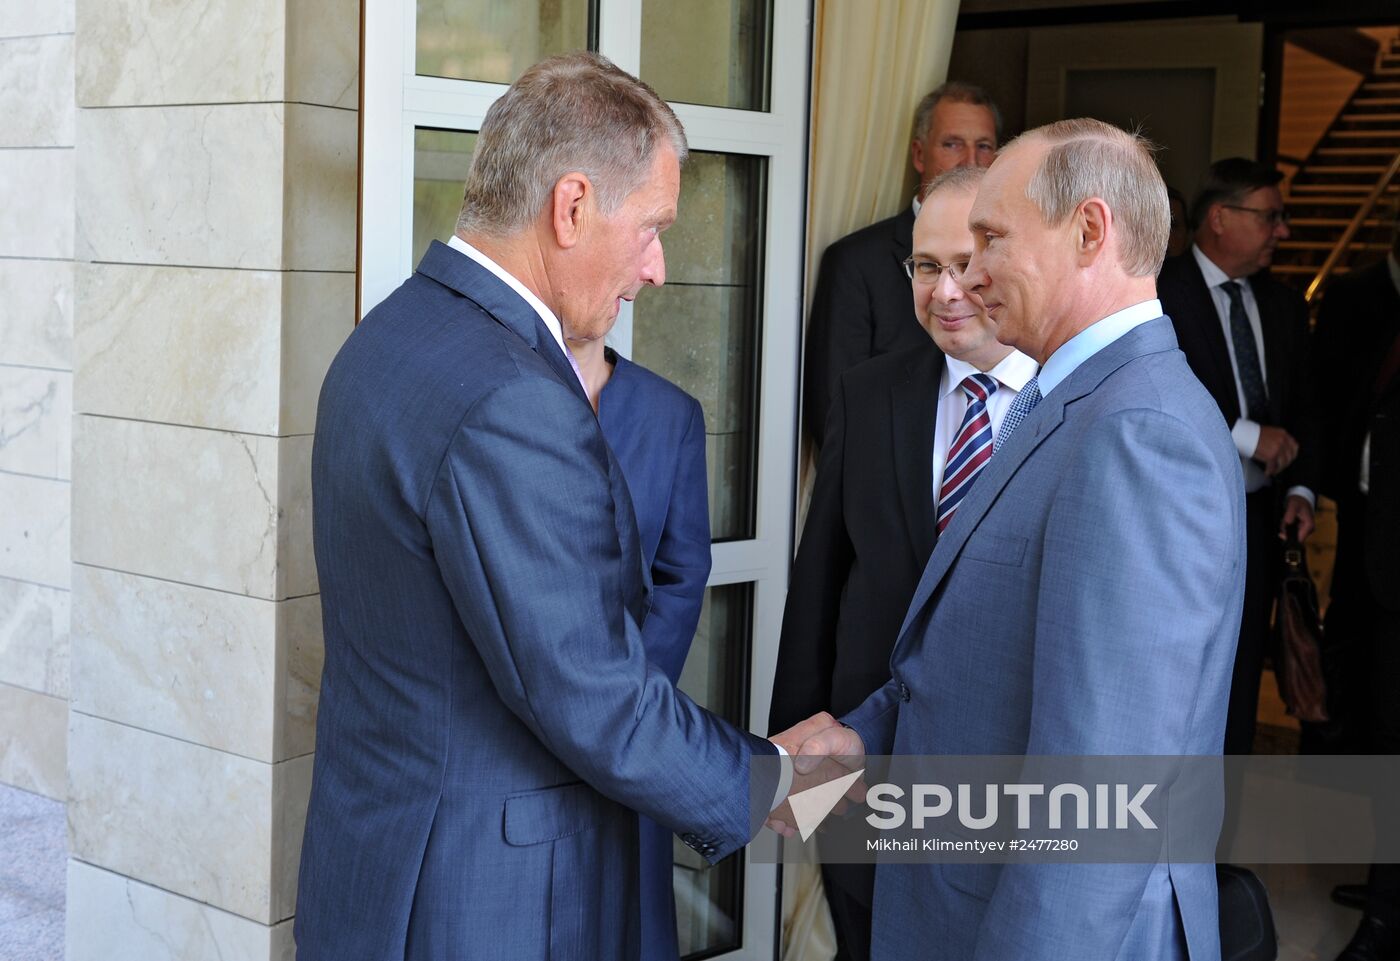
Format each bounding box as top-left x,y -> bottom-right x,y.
771,743 -> 793,811
1232,419 -> 1262,460
1285,486 -> 1315,509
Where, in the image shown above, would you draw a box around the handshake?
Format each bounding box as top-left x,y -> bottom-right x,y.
765,712 -> 870,839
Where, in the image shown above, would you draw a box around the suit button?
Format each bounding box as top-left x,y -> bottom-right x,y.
899,682 -> 911,702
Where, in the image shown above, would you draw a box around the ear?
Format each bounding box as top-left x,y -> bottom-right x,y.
549,172 -> 591,250
1205,203 -> 1225,238
910,138 -> 927,178
1075,197 -> 1110,266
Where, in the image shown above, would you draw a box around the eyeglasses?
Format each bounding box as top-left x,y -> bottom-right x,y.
902,256 -> 969,284
1222,204 -> 1290,228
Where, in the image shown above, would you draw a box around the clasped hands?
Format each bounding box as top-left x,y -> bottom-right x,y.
766,712 -> 868,838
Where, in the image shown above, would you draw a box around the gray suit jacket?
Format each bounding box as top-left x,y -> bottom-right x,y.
294,241 -> 777,961
846,317 -> 1246,961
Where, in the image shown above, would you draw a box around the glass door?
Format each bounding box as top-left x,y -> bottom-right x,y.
360,2 -> 810,957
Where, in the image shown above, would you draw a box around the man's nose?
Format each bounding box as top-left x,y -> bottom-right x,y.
960,252 -> 987,293
641,237 -> 666,287
935,267 -> 964,300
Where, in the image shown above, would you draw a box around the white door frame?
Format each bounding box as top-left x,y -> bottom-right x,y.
359,3 -> 812,957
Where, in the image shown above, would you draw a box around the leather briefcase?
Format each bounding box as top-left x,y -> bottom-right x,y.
1273,530 -> 1329,723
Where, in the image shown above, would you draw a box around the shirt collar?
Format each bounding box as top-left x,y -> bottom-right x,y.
1037,299 -> 1163,399
1192,242 -> 1242,290
911,194 -> 922,218
942,349 -> 1038,400
446,234 -> 568,356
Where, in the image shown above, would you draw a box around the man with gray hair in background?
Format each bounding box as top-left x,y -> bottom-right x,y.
294,52 -> 823,961
788,119 -> 1246,960
803,81 -> 1002,448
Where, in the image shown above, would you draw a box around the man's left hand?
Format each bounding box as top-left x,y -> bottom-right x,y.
1279,494 -> 1314,541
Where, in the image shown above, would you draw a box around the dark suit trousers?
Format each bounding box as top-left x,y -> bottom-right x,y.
1224,489 -> 1279,755
822,864 -> 872,961
1319,495 -> 1400,921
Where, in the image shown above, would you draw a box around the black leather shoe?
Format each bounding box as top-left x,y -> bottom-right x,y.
1334,884 -> 1370,911
1335,915 -> 1400,961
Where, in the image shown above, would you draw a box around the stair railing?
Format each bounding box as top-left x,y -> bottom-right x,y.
1305,149 -> 1400,303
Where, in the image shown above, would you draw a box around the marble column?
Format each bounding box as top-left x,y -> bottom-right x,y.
0,0 -> 76,802
66,1 -> 358,958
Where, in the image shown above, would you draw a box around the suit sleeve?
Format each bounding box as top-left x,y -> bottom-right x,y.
426,374 -> 777,861
804,243 -> 875,448
770,374 -> 854,734
640,399 -> 712,684
972,408 -> 1245,960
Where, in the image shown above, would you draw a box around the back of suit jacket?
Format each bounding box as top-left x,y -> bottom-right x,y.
1158,250 -> 1319,495
295,243 -> 775,961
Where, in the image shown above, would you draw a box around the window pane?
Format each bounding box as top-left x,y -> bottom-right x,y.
416,0 -> 594,84
674,582 -> 753,959
632,151 -> 767,541
640,0 -> 771,110
412,128 -> 477,268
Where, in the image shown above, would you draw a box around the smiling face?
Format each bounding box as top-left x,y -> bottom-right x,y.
554,144 -> 680,342
911,185 -> 1010,371
912,101 -> 998,180
961,141 -> 1081,363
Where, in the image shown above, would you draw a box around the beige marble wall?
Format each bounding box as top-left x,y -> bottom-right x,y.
0,0 -> 74,805
67,862 -> 296,961
61,0 -> 360,952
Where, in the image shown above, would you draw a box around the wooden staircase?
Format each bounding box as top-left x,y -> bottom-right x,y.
1273,34 -> 1400,297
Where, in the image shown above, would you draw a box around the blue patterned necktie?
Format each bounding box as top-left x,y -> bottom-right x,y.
995,374 -> 1041,450
1221,280 -> 1269,422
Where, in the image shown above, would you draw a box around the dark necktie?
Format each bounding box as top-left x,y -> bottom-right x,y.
1222,281 -> 1269,422
995,374 -> 1041,450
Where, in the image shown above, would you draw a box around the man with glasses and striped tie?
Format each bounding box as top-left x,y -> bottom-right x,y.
769,164 -> 1033,961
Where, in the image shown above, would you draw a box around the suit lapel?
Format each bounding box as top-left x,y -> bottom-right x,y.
1182,256 -> 1241,421
415,240 -> 590,407
891,348 -> 942,563
889,318 -> 1181,654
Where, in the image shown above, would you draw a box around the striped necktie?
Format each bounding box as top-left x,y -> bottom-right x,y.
936,373 -> 999,534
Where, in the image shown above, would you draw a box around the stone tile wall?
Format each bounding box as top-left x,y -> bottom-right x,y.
57,0 -> 359,957
0,0 -> 75,803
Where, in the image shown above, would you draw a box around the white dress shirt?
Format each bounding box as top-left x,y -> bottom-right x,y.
1190,245 -> 1313,505
932,349 -> 1037,512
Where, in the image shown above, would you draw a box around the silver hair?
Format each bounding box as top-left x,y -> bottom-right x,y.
911,81 -> 1004,145
456,52 -> 687,236
1009,118 -> 1170,278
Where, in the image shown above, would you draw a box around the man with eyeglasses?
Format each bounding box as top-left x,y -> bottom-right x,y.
1158,156 -> 1319,757
802,81 -> 1002,450
770,165 -> 1034,961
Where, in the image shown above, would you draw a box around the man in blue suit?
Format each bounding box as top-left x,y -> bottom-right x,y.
789,119 -> 1247,960
294,53 -> 814,961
